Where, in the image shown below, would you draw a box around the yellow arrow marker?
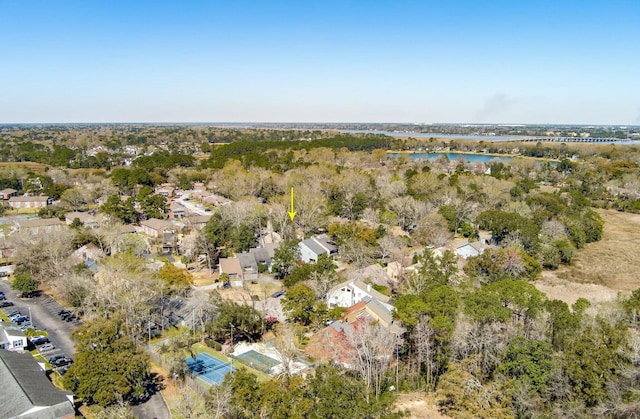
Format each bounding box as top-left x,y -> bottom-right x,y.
288,187 -> 297,221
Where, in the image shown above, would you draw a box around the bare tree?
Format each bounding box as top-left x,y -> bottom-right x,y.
341,317 -> 396,402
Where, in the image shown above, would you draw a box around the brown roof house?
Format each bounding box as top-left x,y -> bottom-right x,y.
0,349 -> 75,419
219,257 -> 243,286
139,218 -> 171,238
64,211 -> 99,228
0,188 -> 18,200
8,195 -> 53,209
17,218 -> 64,234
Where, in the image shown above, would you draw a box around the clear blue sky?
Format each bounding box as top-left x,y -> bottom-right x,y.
1,1 -> 639,124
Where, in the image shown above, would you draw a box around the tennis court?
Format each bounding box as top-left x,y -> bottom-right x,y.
185,353 -> 235,385
235,349 -> 280,374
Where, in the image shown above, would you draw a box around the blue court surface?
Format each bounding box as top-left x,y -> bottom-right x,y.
185,353 -> 235,385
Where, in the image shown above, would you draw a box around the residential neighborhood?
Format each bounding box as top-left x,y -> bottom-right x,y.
0,121 -> 638,418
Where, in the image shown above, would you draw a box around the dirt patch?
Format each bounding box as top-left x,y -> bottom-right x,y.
191,270 -> 215,287
534,209 -> 640,305
394,393 -> 449,419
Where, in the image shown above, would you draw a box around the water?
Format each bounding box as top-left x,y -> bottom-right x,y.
390,152 -> 513,164
342,129 -> 520,141
342,129 -> 640,144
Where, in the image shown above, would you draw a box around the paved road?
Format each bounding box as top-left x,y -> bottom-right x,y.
0,279 -> 79,360
131,392 -> 171,419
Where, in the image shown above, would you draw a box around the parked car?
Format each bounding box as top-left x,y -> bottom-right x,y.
272,290 -> 286,298
0,301 -> 13,308
19,323 -> 33,331
49,355 -> 66,364
51,356 -> 73,367
30,336 -> 50,345
11,315 -> 29,324
0,292 -> 5,301
39,343 -> 55,352
8,312 -> 23,319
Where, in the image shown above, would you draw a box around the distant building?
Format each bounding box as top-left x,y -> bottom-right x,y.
169,202 -> 186,219
64,211 -> 99,228
0,349 -> 75,419
155,185 -> 175,198
16,218 -> 64,234
8,196 -> 53,209
139,218 -> 171,238
0,188 -> 18,200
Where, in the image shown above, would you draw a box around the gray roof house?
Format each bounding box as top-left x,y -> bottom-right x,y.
237,252 -> 259,281
298,234 -> 338,263
249,242 -> 280,270
0,349 -> 75,419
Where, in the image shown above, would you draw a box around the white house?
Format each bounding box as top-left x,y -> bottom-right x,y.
326,279 -> 392,310
0,324 -> 27,351
298,234 -> 338,263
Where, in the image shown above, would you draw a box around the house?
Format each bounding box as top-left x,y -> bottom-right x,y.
139,218 -> 171,238
350,264 -> 395,288
17,218 -> 64,234
181,215 -> 211,230
64,211 -> 99,228
70,243 -> 105,271
249,243 -> 280,271
237,252 -> 259,281
306,299 -> 404,366
343,297 -> 404,334
8,196 -> 53,209
0,324 -> 28,351
169,202 -> 186,219
155,185 -> 175,198
304,320 -> 354,366
219,257 -> 244,285
298,234 -> 338,263
454,242 -> 482,259
0,188 -> 18,200
162,231 -> 177,254
0,349 -> 75,419
326,279 -> 392,310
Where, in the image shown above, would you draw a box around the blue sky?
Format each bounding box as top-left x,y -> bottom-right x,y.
1,1 -> 639,124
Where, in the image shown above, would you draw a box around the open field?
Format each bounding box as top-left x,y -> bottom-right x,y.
535,209 -> 640,305
0,161 -> 50,173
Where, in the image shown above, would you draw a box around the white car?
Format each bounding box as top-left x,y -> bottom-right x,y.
39,343 -> 55,352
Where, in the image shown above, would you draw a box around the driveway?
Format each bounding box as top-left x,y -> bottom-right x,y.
131,392 -> 171,419
0,279 -> 79,359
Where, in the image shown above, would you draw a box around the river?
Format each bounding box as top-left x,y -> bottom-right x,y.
389,152 -> 514,164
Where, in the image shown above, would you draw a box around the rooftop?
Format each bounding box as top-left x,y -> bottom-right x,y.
0,349 -> 74,419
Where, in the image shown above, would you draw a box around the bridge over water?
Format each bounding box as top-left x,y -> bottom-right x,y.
518,137 -> 632,143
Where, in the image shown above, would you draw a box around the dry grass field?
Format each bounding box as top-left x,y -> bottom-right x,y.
0,161 -> 50,173
535,209 -> 640,305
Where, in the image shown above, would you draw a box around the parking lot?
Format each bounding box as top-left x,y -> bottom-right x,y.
0,279 -> 80,366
